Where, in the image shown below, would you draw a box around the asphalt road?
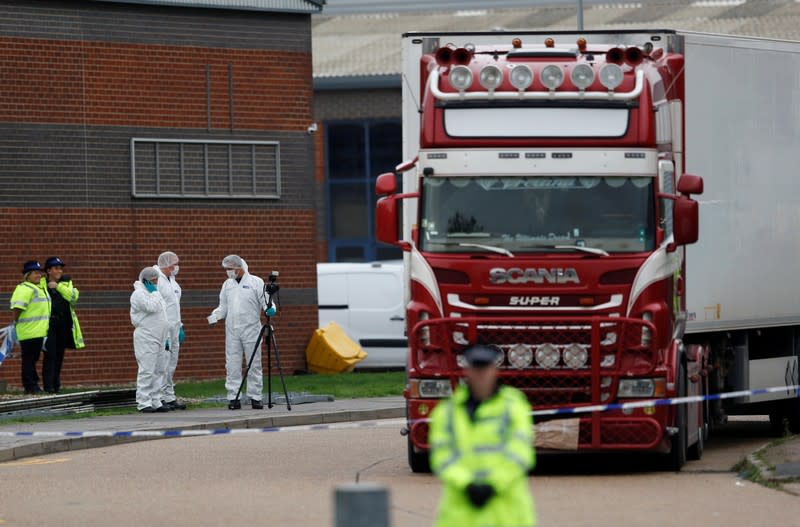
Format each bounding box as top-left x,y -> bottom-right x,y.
0,417 -> 797,526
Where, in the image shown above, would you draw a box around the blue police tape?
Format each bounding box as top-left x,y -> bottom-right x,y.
0,384 -> 797,438
0,419 -> 409,438
530,384 -> 800,418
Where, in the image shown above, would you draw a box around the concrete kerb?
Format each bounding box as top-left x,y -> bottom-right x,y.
0,406 -> 406,464
741,435 -> 800,495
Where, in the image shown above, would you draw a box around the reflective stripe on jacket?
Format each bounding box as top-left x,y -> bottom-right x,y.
10,281 -> 51,340
429,384 -> 536,527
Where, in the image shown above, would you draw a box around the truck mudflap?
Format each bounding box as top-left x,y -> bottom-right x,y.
407,316 -> 667,451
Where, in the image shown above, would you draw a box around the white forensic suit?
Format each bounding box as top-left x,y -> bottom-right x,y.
209,266 -> 269,401
155,265 -> 182,404
130,280 -> 169,411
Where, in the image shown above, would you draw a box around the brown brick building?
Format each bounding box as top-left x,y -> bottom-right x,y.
0,0 -> 323,387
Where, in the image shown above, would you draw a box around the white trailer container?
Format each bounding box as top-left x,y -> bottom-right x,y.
682,32 -> 800,406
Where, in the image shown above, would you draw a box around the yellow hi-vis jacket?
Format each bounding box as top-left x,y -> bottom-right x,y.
430,384 -> 536,527
51,278 -> 85,349
10,280 -> 51,341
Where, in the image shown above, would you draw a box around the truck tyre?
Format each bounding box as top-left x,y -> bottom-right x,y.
666,363 -> 687,471
408,437 -> 431,473
687,424 -> 704,461
768,403 -> 787,437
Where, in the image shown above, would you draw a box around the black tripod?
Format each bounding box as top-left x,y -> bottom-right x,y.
230,277 -> 291,411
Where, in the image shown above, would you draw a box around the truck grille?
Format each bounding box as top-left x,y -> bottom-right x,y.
411,315 -> 657,410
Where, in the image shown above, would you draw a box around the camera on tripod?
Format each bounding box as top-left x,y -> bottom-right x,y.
265,270 -> 279,295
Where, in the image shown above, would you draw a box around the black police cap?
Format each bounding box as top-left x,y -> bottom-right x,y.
462,345 -> 501,367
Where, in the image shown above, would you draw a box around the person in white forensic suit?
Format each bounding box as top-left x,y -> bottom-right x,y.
208,255 -> 275,410
130,266 -> 170,413
154,251 -> 186,411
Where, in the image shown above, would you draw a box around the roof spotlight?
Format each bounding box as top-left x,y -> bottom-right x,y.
599,63 -> 624,91
539,64 -> 564,91
449,65 -> 474,91
509,65 -> 533,91
479,65 -> 503,91
570,63 -> 595,90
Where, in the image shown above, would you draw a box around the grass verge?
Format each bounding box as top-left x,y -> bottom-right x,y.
176,371 -> 405,400
0,371 -> 406,425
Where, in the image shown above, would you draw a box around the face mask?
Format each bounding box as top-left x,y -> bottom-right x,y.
172,265 -> 180,277
226,270 -> 238,280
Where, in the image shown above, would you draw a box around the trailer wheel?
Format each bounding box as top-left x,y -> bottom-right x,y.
768,405 -> 787,437
408,437 -> 431,473
666,364 -> 687,471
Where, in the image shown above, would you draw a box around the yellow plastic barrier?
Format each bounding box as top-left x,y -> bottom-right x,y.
306,322 -> 368,374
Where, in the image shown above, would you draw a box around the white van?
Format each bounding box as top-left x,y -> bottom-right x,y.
316,261 -> 407,369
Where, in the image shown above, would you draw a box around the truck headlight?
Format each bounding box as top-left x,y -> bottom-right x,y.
599,63 -> 623,90
570,63 -> 594,90
418,312 -> 430,345
563,343 -> 588,369
479,65 -> 503,91
618,378 -> 666,398
508,343 -> 533,369
510,65 -> 533,91
540,65 -> 564,90
535,343 -> 560,369
641,312 -> 653,346
410,379 -> 453,399
449,65 -> 473,91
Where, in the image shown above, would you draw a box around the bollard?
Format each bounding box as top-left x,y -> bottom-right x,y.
334,483 -> 390,527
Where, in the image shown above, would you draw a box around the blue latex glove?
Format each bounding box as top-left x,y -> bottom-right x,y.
266,306 -> 277,316
178,326 -> 185,344
143,279 -> 157,293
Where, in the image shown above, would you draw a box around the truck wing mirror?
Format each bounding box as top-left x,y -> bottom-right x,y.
376,196 -> 409,250
677,174 -> 703,196
670,196 -> 699,249
375,172 -> 398,196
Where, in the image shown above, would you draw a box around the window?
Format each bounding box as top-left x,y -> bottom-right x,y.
326,121 -> 403,262
131,139 -> 280,199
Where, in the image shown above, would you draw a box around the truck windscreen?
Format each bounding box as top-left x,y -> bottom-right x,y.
419,176 -> 655,254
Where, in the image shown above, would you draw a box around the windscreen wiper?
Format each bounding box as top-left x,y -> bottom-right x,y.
458,243 -> 515,257
554,245 -> 610,256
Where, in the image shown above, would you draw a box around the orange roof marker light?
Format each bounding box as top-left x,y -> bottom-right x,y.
544,37 -> 555,48
577,38 -> 587,52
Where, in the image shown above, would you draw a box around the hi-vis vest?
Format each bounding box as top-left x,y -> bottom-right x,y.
429,385 -> 537,527
10,280 -> 51,340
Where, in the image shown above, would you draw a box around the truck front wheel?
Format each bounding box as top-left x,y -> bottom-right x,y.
666,363 -> 688,471
407,437 -> 431,473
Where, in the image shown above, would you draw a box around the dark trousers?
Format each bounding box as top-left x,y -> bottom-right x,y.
20,337 -> 44,393
43,325 -> 69,393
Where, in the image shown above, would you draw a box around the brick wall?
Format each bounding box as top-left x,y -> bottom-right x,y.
0,1 -> 319,388
0,208 -> 318,387
314,88 -> 402,122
